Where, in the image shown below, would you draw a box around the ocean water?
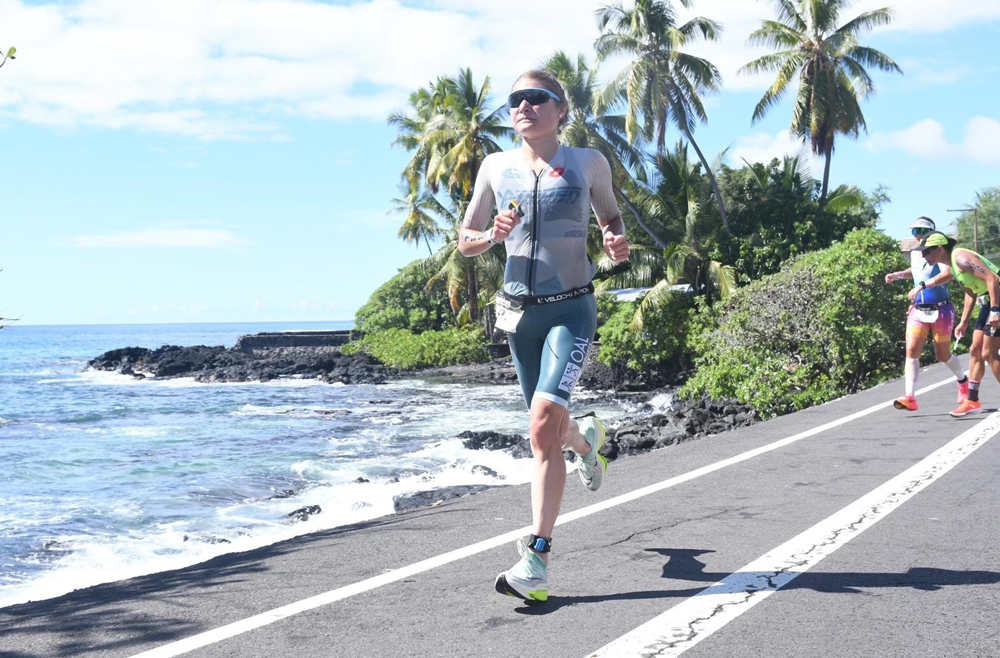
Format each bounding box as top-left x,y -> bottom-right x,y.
0,322 -> 641,608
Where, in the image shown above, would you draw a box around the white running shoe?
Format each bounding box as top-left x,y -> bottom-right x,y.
577,416 -> 608,492
494,536 -> 548,603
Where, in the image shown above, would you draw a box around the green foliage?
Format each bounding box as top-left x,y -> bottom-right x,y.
598,292 -> 693,373
353,260 -> 454,334
682,228 -> 908,418
715,158 -> 886,283
342,327 -> 488,370
595,290 -> 620,327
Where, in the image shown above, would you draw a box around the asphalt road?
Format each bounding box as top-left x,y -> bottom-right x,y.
2,358 -> 999,658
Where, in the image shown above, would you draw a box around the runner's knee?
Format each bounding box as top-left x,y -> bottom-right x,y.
529,399 -> 567,453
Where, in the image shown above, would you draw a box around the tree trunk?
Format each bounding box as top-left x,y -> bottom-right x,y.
684,128 -> 731,237
467,274 -> 480,324
620,193 -> 668,249
817,148 -> 833,219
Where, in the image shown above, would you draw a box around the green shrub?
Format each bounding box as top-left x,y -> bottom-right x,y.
354,260 -> 454,334
342,327 -> 488,369
597,293 -> 694,373
681,228 -> 909,418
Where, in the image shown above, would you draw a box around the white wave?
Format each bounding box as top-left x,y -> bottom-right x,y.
232,404 -> 352,419
0,450 -> 535,609
0,371 -> 631,609
71,369 -> 328,389
647,392 -> 676,412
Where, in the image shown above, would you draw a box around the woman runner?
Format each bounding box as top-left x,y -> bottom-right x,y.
884,217 -> 968,410
458,69 -> 629,603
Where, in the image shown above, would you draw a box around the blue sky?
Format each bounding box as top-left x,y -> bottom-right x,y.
1,0 -> 998,326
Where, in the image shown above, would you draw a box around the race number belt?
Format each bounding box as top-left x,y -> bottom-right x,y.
914,300 -> 950,310
501,283 -> 595,306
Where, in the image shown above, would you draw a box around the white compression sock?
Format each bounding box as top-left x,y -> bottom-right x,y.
905,357 -> 920,397
943,355 -> 966,381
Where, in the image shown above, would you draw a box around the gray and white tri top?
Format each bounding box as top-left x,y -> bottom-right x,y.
463,146 -> 621,298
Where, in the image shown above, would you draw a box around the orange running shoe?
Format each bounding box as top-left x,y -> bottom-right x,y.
950,398 -> 982,418
957,380 -> 969,403
893,396 -> 918,411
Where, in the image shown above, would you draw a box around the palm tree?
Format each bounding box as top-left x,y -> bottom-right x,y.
542,51 -> 671,249
388,76 -> 454,189
418,198 -> 505,333
388,70 -> 513,323
388,182 -> 448,255
597,142 -> 735,328
594,0 -> 731,235
544,52 -> 644,177
740,0 -> 901,216
390,69 -> 512,199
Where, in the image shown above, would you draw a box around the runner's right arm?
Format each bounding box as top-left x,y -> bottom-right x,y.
885,268 -> 912,284
459,156 -> 514,257
955,290 -> 977,340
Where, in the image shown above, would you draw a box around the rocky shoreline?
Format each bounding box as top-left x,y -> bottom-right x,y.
88,344 -> 396,385
87,339 -> 757,514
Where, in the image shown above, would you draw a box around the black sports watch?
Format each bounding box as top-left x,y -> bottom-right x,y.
919,281 -> 927,289
991,306 -> 1000,313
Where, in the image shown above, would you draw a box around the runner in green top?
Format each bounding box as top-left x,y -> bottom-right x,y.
916,231 -> 1000,417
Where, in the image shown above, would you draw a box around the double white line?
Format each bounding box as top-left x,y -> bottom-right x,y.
590,409 -> 1000,657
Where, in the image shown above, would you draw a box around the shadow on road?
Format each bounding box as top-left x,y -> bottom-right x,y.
0,509 -> 464,658
517,547 -> 1000,615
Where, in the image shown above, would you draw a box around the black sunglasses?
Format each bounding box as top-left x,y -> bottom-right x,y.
507,88 -> 562,109
921,246 -> 938,256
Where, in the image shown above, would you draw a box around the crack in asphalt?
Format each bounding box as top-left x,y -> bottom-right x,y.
631,429 -> 995,657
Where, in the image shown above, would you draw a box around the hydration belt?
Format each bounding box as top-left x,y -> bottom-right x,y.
500,282 -> 594,306
914,299 -> 950,310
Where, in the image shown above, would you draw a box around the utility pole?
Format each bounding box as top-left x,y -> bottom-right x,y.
948,205 -> 979,251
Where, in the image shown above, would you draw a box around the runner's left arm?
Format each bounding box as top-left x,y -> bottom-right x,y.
588,152 -> 628,263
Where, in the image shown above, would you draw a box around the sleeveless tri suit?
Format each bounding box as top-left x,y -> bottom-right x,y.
906,247 -> 954,344
951,247 -> 1000,336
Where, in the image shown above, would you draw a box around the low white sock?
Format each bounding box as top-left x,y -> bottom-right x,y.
943,355 -> 966,381
905,357 -> 920,397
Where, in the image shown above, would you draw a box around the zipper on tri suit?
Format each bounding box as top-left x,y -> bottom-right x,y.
528,170 -> 541,295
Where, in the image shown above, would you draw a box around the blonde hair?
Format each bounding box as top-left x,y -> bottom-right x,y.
514,70 -> 569,131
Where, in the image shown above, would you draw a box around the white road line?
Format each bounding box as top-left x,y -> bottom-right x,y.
587,411 -> 1000,658
127,377 -> 956,658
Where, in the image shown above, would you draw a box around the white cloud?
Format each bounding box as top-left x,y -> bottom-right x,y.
0,0 -> 602,139
963,117 -> 1000,167
851,0 -> 1000,32
866,116 -> 1000,167
675,0 -> 1000,92
1,0 -> 997,140
63,228 -> 245,248
728,129 -> 823,171
894,57 -> 967,87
